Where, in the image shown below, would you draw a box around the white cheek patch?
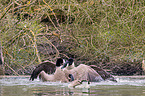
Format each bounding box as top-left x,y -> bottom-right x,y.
72,62 -> 74,66
63,59 -> 66,64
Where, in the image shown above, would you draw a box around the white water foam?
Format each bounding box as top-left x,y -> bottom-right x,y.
90,76 -> 145,86
0,76 -> 145,87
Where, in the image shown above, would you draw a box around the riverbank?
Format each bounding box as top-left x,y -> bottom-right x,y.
0,60 -> 144,76
1,0 -> 144,78
1,75 -> 145,78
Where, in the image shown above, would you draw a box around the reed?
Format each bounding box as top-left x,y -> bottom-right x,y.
0,0 -> 144,75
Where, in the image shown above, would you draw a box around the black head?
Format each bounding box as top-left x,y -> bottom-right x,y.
68,58 -> 74,66
69,74 -> 74,81
56,58 -> 63,67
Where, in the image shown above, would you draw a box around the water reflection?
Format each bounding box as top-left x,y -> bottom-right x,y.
0,76 -> 145,96
32,86 -> 91,96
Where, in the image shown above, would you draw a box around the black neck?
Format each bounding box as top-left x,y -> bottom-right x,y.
68,58 -> 74,65
56,58 -> 63,67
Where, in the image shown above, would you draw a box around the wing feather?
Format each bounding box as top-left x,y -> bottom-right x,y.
30,61 -> 56,81
90,65 -> 117,82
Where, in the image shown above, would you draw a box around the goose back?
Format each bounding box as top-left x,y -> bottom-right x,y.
62,58 -> 116,82
63,64 -> 103,82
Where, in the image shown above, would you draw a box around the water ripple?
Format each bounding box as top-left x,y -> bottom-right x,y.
0,76 -> 145,87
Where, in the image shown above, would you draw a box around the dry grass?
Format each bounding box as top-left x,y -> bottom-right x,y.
0,0 -> 145,75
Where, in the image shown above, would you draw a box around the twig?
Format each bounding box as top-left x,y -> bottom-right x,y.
0,40 -> 5,74
43,0 -> 61,27
24,57 -> 37,67
30,29 -> 41,63
43,36 -> 60,59
5,63 -> 19,76
0,2 -> 13,20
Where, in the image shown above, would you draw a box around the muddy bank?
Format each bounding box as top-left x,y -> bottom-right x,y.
81,60 -> 143,76
1,60 -> 144,76
105,61 -> 143,76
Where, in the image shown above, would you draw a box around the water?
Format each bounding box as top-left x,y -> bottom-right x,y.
0,76 -> 145,96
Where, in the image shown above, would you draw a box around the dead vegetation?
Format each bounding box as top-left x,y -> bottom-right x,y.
0,0 -> 145,75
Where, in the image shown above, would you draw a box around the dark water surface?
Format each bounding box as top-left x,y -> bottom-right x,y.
0,76 -> 145,96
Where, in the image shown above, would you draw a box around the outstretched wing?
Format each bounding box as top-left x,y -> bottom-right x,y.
30,60 -> 56,81
71,64 -> 103,82
90,65 -> 117,82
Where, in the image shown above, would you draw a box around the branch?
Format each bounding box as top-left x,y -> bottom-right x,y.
5,63 -> 19,76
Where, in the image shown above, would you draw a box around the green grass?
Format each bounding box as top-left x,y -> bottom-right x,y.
0,0 -> 145,75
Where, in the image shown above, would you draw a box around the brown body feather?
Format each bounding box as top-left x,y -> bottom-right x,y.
63,58 -> 117,82
39,67 -> 69,82
64,64 -> 103,82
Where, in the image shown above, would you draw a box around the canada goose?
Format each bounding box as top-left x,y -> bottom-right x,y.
30,58 -> 74,82
61,58 -> 117,82
61,58 -> 104,82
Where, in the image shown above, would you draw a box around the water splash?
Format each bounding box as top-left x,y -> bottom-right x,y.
0,76 -> 145,87
90,76 -> 145,86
